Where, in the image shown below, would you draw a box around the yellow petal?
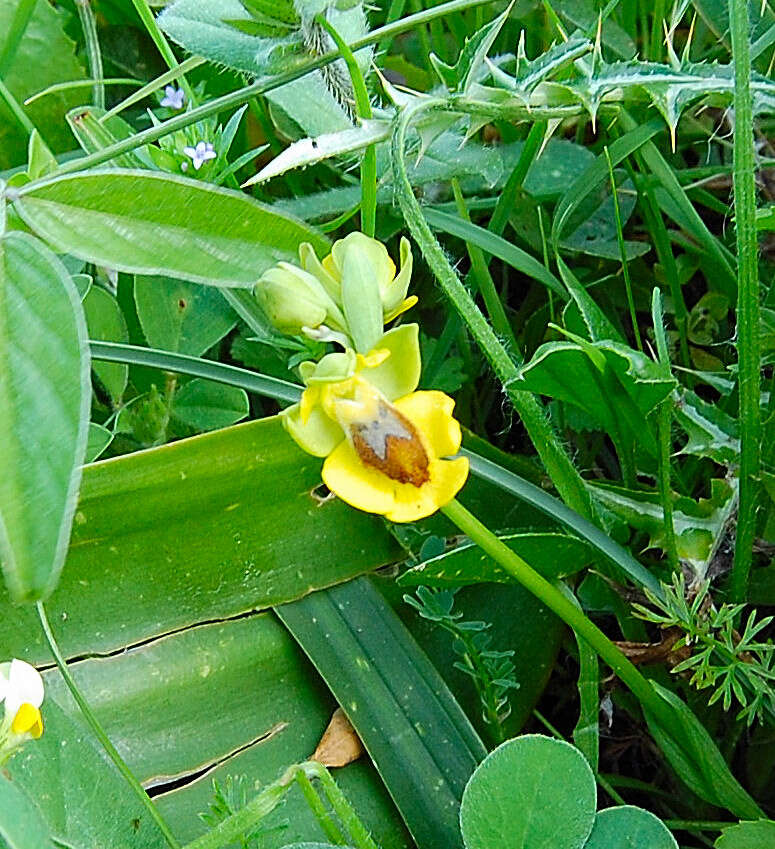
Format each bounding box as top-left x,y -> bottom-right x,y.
383,295 -> 418,324
394,391 -> 462,457
322,440 -> 397,515
385,457 -> 469,522
12,703 -> 43,738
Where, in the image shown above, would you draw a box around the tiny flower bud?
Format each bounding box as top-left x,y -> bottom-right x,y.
255,262 -> 346,336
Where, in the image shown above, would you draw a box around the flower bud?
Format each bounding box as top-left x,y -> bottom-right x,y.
255,262 -> 345,336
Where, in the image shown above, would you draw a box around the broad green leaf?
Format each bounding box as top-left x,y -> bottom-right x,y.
11,171 -> 329,287
584,806 -> 678,849
459,735 -> 596,849
0,0 -> 87,168
0,416 -> 401,662
399,532 -> 596,587
644,683 -> 762,819
674,389 -> 740,464
0,778 -> 52,849
42,615 -> 408,848
134,275 -> 237,356
171,378 -> 249,431
82,285 -> 128,404
85,422 -> 113,463
0,232 -> 90,602
590,479 -> 736,571
8,700 -> 166,848
715,821 -> 775,848
556,257 -> 623,343
516,338 -> 675,462
278,577 -> 487,849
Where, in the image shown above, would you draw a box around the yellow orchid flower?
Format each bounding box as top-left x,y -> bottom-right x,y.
282,324 -> 468,522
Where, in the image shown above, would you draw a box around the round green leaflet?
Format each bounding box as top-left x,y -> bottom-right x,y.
459,734 -> 597,849
584,807 -> 678,849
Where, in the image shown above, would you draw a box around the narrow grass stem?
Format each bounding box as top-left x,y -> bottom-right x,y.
36,602 -> 181,849
295,770 -> 346,844
605,146 -> 642,351
392,99 -> 595,520
75,0 -> 104,109
729,0 -> 762,601
0,77 -> 36,137
130,0 -> 196,105
315,13 -> 377,237
440,499 -> 677,730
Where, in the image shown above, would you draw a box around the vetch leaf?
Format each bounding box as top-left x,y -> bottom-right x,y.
11,171 -> 329,287
0,232 -> 90,602
459,734 -> 596,849
171,379 -> 249,431
584,806 -> 677,849
134,276 -> 237,356
85,422 -> 113,463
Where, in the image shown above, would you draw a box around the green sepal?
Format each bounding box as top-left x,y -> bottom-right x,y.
282,402 -> 344,458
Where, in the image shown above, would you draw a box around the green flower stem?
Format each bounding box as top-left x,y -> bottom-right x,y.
75,0 -> 104,110
36,602 -> 181,849
35,0 -> 492,180
0,0 -> 37,76
130,0 -> 196,105
729,0 -> 761,602
315,13 -> 377,238
304,762 -> 379,849
440,499 -> 677,730
392,99 -> 595,520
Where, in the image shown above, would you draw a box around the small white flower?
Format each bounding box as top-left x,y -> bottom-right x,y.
160,85 -> 185,110
0,659 -> 44,749
183,140 -> 216,171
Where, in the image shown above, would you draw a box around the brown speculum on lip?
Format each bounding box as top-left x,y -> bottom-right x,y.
350,400 -> 430,487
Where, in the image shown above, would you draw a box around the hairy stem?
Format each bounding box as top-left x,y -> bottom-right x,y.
729,0 -> 761,601
392,99 -> 594,520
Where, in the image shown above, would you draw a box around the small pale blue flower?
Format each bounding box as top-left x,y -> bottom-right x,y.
160,85 -> 185,110
183,141 -> 216,171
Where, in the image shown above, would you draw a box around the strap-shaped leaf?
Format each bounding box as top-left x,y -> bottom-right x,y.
278,577 -> 487,849
0,232 -> 90,602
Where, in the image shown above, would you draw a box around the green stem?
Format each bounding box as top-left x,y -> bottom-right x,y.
729,0 -> 761,601
605,146 -> 642,351
130,0 -> 196,105
440,499 -> 676,729
307,762 -> 379,849
0,0 -> 38,76
392,100 -> 594,520
36,602 -> 181,849
295,770 -> 346,845
315,13 -> 377,237
451,178 -> 516,349
75,0 -> 104,110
